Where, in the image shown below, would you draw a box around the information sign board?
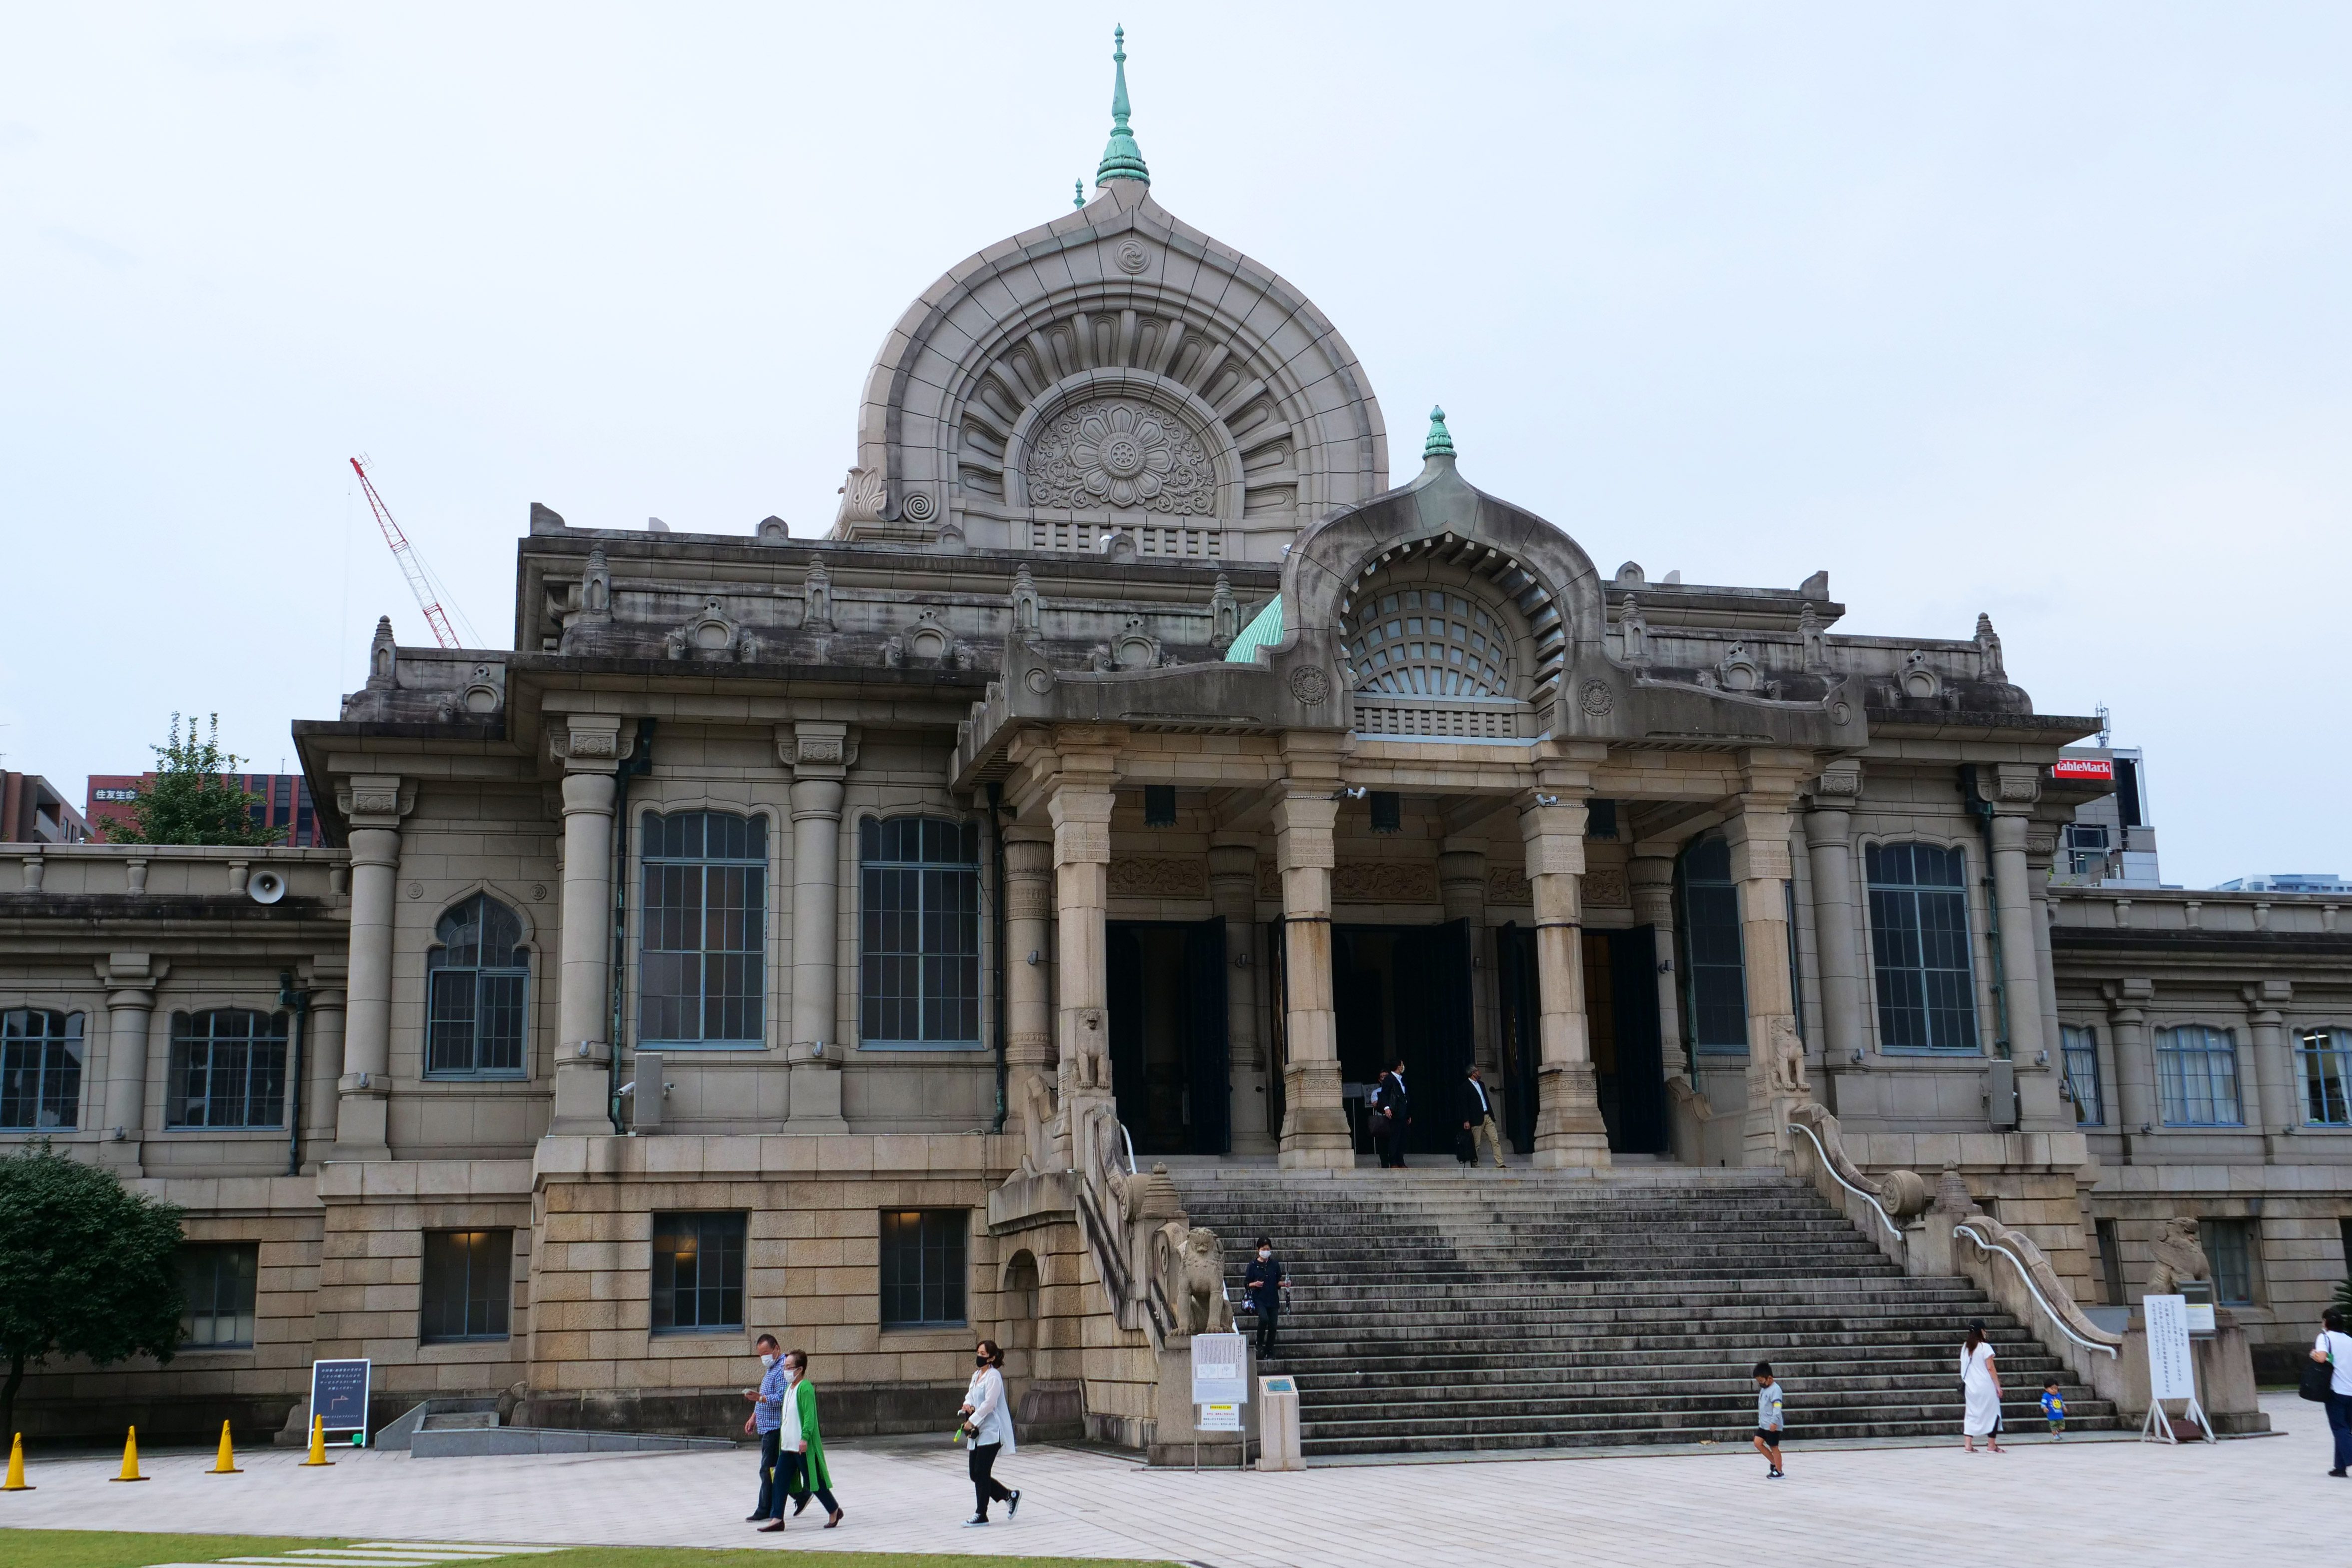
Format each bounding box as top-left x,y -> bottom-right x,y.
2143,1294 -> 2195,1401
1198,1402 -> 1242,1432
1190,1332 -> 1248,1405
310,1358 -> 372,1434
2179,1281 -> 2217,1336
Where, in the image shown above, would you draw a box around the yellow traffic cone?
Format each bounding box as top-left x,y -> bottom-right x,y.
108,1425 -> 148,1482
300,1413 -> 334,1467
2,1431 -> 31,1491
208,1419 -> 242,1475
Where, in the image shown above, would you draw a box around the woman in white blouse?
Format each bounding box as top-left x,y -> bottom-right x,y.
2312,1306 -> 2352,1477
957,1338 -> 1020,1526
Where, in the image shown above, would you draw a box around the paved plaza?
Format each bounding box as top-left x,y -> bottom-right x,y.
1,1395 -> 2340,1567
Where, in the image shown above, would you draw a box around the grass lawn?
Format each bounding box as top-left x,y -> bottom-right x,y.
0,1531 -> 1178,1568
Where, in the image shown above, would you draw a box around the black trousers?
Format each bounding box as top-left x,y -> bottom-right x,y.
1252,1300 -> 1280,1355
969,1440 -> 1013,1517
778,1449 -> 840,1517
755,1429 -> 785,1518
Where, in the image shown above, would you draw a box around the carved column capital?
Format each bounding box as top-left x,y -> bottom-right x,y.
336,774 -> 416,828
779,720 -> 859,779
547,715 -> 636,775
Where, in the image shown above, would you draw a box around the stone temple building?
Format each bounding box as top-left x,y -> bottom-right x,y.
4,35 -> 2347,1450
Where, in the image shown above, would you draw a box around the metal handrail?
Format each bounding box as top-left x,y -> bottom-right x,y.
1954,1222 -> 2120,1360
1119,1121 -> 1137,1175
1787,1117 -> 1903,1250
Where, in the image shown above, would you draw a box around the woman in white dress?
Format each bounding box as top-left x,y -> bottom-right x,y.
1961,1318 -> 2004,1453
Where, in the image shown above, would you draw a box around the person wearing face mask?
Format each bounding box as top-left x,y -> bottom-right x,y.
1243,1235 -> 1288,1359
742,1334 -> 790,1524
762,1348 -> 843,1532
955,1338 -> 1019,1526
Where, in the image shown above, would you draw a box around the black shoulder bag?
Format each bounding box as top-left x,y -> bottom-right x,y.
2299,1339 -> 2336,1403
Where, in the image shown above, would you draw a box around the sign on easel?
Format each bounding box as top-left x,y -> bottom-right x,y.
1191,1332 -> 1248,1406
2139,1295 -> 2216,1444
310,1358 -> 372,1436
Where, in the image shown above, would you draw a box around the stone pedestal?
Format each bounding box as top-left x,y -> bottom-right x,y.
1145,1342 -> 1255,1468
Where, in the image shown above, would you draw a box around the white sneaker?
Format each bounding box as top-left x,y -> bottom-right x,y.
963,1516 -> 989,1527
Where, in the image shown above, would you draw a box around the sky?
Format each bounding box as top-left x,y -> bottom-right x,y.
1,3 -> 2347,886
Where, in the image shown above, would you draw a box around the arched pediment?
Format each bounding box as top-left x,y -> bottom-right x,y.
840,180 -> 1387,564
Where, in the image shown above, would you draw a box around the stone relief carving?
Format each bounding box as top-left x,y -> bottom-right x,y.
1209,574 -> 1237,650
1800,601 -> 1828,671
1288,667 -> 1331,706
1975,612 -> 2005,679
1112,236 -> 1151,276
1583,868 -> 1630,907
1108,858 -> 1209,898
1009,564 -> 1042,635
366,616 -> 396,690
1579,680 -> 1615,718
1900,651 -> 1940,698
1719,642 -> 1762,692
1764,1015 -> 1810,1094
1618,595 -> 1649,668
835,466 -> 888,526
1332,862 -> 1440,904
801,555 -> 834,631
664,597 -> 757,662
899,489 -> 937,523
1486,866 -> 1534,905
1025,400 -> 1216,514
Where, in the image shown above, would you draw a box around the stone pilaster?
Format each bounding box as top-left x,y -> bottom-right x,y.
1209,841 -> 1271,1154
1520,790 -> 1610,1167
547,721 -> 628,1136
1438,839 -> 1493,1082
1047,742 -> 1120,1116
1629,855 -> 1684,1080
782,721 -> 856,1132
2104,977 -> 2156,1144
333,773 -> 414,1159
1976,764 -> 2048,1070
1802,762 -> 1868,1069
2020,826 -> 2069,1129
1004,827 -> 1056,1141
1727,754 -> 1807,1166
2244,979 -> 2296,1146
299,958 -> 347,1173
1273,746 -> 1351,1169
94,953 -> 166,1173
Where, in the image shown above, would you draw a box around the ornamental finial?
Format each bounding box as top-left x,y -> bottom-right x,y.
1424,405 -> 1456,459
1095,25 -> 1150,186
1074,179 -> 1085,210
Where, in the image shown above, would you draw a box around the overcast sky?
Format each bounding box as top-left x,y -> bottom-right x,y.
3,4 -> 2346,885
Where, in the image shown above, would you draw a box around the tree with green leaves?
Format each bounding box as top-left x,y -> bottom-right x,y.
0,1144 -> 186,1438
106,713 -> 286,847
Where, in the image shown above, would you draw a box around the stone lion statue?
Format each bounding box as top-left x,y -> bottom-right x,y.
1154,1222 -> 1231,1337
2146,1215 -> 2210,1296
1765,1016 -> 1810,1094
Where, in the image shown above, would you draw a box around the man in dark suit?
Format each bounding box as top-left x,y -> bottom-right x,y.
1375,1058 -> 1410,1167
1460,1062 -> 1505,1169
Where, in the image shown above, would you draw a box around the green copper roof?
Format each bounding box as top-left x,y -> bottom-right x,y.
1424,405 -> 1456,459
1095,26 -> 1150,186
1225,595 -> 1283,662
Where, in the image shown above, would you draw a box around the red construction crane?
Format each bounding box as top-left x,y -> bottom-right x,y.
350,455 -> 462,649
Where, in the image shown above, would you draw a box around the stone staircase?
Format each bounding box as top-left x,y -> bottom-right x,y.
1170,1165 -> 2119,1458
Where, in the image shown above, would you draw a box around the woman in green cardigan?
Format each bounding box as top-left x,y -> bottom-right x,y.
775,1349 -> 843,1529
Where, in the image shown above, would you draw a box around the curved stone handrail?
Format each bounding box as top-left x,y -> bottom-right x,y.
1954,1217 -> 2122,1359
1786,1113 -> 1905,1251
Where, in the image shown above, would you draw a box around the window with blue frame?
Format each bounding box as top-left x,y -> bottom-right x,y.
2156,1025 -> 2242,1126
1865,842 -> 1980,1053
2297,1028 -> 2352,1126
167,1010 -> 288,1128
640,811 -> 767,1048
426,894 -> 529,1077
1675,837 -> 1747,1056
0,1009 -> 83,1129
859,816 -> 983,1049
2061,1023 -> 2105,1126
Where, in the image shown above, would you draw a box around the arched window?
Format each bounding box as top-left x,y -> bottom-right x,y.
427,894 -> 530,1077
2157,1025 -> 2242,1126
1865,842 -> 1979,1053
168,1009 -> 288,1128
640,810 -> 768,1048
1342,585 -> 1516,698
1674,837 -> 1747,1057
2299,1027 -> 2352,1126
860,816 -> 982,1048
0,1009 -> 84,1129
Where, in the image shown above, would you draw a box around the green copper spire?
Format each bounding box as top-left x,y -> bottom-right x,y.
1095,25 -> 1150,186
1073,179 -> 1085,210
1424,405 -> 1456,459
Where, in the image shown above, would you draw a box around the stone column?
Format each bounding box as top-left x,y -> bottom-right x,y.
1976,766 -> 2048,1069
1048,749 -> 1119,1114
2019,828 -> 2069,1130
95,953 -> 166,1174
300,960 -> 346,1173
334,774 -> 412,1158
2104,977 -> 2156,1142
1629,855 -> 1683,1080
2244,980 -> 2296,1143
1802,763 -> 1868,1069
547,720 -> 631,1136
1004,826 -> 1056,1141
1519,791 -> 1610,1167
783,722 -> 855,1132
1439,839 -> 1491,1075
1727,756 -> 1808,1165
1210,840 -> 1270,1154
1273,763 -> 1351,1168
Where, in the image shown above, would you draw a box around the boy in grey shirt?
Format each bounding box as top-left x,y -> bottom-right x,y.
1752,1360 -> 1785,1478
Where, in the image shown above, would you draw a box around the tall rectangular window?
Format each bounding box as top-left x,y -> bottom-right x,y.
1675,837 -> 1747,1056
2061,1023 -> 2105,1126
179,1243 -> 258,1348
1866,842 -> 1980,1053
426,894 -> 530,1077
859,817 -> 983,1048
167,1010 -> 288,1128
0,1009 -> 84,1129
880,1209 -> 968,1328
2203,1217 -> 2257,1306
651,1212 -> 746,1332
640,811 -> 767,1047
2156,1025 -> 2242,1126
421,1229 -> 513,1342
2299,1028 -> 2352,1126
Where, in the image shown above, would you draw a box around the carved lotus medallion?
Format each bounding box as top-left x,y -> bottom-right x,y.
1026,399 -> 1217,514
